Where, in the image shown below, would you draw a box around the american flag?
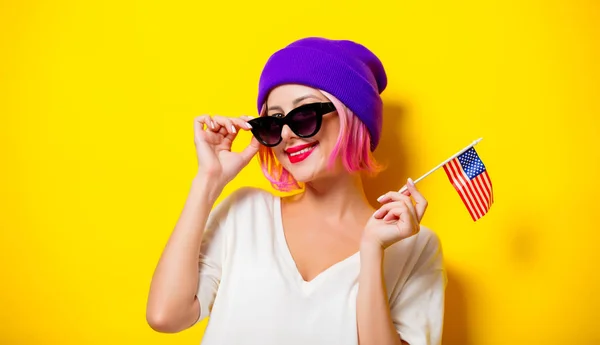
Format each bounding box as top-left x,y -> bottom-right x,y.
443,147 -> 493,221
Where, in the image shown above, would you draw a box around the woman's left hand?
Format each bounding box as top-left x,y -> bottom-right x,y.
362,178 -> 428,250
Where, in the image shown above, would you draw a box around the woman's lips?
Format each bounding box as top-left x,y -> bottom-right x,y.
287,142 -> 318,163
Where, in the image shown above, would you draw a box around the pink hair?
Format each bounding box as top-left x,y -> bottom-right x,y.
257,90 -> 383,192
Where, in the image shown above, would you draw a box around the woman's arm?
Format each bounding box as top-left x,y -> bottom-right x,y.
146,176 -> 219,333
356,242 -> 407,345
357,179 -> 431,345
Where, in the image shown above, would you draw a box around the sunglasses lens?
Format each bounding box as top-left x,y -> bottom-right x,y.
251,103 -> 327,146
253,118 -> 281,146
290,109 -> 318,136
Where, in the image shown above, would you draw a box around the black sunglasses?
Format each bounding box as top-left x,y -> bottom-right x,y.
248,102 -> 336,147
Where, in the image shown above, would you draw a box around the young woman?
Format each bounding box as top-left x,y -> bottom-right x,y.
146,37 -> 446,345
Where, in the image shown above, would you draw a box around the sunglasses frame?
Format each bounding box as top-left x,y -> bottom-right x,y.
248,102 -> 336,147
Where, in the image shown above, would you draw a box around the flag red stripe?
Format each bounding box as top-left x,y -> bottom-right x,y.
475,174 -> 491,205
479,173 -> 493,206
448,159 -> 484,219
452,159 -> 485,220
443,163 -> 477,221
486,171 -> 494,204
478,175 -> 492,209
460,165 -> 488,214
473,174 -> 490,209
448,159 -> 481,220
480,171 -> 494,204
446,159 -> 481,220
443,164 -> 475,220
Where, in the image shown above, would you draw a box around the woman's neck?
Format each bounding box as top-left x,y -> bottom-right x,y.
297,172 -> 375,223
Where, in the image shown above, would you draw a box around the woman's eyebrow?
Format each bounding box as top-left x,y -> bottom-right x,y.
292,94 -> 320,106
267,105 -> 284,112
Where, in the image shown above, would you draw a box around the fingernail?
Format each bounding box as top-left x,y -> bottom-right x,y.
231,125 -> 236,133
377,195 -> 385,202
408,178 -> 414,186
246,122 -> 252,129
210,121 -> 215,129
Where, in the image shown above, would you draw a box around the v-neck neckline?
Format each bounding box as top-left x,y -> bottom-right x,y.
273,195 -> 360,294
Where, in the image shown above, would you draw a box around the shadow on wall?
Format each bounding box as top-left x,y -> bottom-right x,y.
442,268 -> 471,345
362,102 -> 410,207
362,102 -> 471,345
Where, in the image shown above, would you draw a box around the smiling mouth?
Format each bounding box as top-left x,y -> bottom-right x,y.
286,142 -> 319,163
288,144 -> 318,157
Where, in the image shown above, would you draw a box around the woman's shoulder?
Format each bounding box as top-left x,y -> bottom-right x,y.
219,186 -> 275,204
413,225 -> 443,256
206,186 -> 277,235
213,186 -> 277,216
385,225 -> 444,275
412,225 -> 444,271
411,226 -> 444,268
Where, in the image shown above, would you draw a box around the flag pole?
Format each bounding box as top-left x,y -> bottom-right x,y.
399,137 -> 483,193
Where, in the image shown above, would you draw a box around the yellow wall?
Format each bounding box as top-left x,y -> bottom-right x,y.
1,1 -> 598,344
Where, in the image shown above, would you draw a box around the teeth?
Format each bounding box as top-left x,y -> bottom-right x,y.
290,145 -> 316,157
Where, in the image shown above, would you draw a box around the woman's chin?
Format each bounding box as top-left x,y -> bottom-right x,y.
279,157 -> 321,183
287,170 -> 316,184
287,167 -> 344,186
278,154 -> 338,184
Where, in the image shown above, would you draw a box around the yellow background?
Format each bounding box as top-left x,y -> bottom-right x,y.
1,0 -> 599,344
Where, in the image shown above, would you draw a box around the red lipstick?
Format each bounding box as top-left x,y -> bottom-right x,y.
285,142 -> 318,164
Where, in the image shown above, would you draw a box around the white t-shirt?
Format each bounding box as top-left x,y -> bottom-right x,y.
194,187 -> 446,345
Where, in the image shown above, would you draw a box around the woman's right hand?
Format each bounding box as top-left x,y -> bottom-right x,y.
193,114 -> 260,191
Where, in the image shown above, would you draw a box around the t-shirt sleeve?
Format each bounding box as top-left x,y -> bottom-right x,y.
193,191 -> 237,324
389,230 -> 447,345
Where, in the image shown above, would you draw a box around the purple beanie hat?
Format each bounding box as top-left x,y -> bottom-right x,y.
256,37 -> 387,150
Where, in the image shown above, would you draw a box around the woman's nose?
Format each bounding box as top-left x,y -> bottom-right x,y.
280,124 -> 297,142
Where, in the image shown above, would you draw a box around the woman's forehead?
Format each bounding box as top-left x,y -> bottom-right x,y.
266,84 -> 327,106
